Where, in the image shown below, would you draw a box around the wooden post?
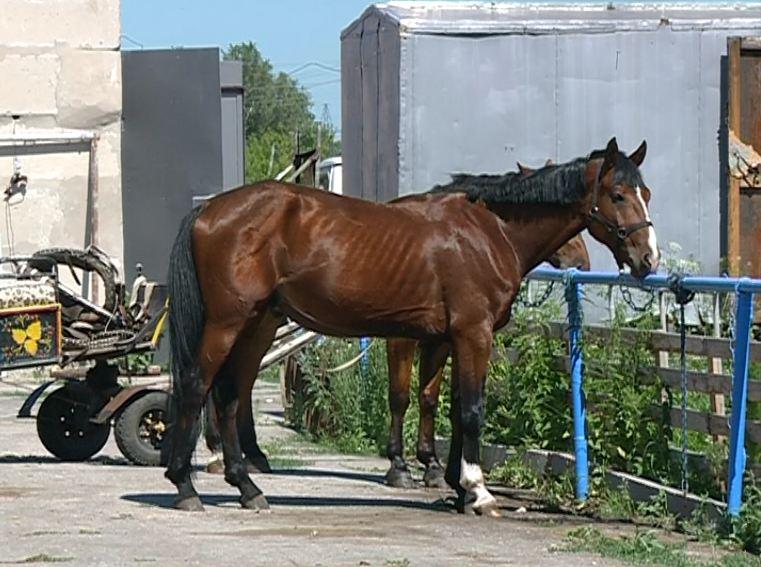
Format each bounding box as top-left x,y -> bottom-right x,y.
710,293 -> 726,442
728,37 -> 742,276
659,291 -> 670,368
84,136 -> 99,304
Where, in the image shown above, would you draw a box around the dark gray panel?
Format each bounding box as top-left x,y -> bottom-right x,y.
121,48 -> 223,284
360,13 -> 380,201
341,21 -> 363,199
377,17 -> 400,203
220,61 -> 244,190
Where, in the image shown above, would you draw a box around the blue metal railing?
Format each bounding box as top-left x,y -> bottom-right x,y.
528,267 -> 760,517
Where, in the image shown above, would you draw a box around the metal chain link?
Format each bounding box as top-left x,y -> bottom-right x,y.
620,286 -> 657,314
665,274 -> 696,495
516,280 -> 556,309
727,290 -> 737,366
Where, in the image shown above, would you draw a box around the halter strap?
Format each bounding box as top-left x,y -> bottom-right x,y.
586,206 -> 653,242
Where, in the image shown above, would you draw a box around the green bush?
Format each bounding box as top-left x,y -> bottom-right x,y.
290,337 -> 389,454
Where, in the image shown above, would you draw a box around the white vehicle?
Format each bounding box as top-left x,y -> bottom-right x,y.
317,156 -> 342,195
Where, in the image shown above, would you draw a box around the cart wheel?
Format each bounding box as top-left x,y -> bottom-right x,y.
36,384 -> 110,461
114,391 -> 169,466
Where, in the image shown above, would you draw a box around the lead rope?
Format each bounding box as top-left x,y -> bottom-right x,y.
668,274 -> 695,495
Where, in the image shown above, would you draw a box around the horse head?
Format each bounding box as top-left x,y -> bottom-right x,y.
584,137 -> 658,278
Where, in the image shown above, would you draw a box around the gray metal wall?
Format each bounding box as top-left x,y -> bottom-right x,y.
121,48 -> 223,284
220,61 -> 245,190
342,7 -> 761,276
341,10 -> 400,202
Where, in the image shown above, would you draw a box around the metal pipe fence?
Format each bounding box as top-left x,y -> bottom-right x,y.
528,267 -> 761,516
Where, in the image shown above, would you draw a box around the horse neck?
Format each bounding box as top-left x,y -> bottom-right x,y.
490,203 -> 588,277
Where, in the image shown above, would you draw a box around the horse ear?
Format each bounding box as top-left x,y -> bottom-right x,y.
516,162 -> 534,177
545,159 -> 554,166
599,137 -> 619,180
628,140 -> 647,166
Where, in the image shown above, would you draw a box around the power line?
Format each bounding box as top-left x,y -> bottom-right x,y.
286,61 -> 340,75
303,78 -> 340,89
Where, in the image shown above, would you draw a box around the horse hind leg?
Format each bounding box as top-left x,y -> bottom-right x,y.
165,320 -> 247,511
211,367 -> 269,512
237,312 -> 284,474
219,311 -> 280,509
202,396 -> 225,475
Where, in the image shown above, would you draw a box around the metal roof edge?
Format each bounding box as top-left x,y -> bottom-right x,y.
341,4 -> 401,40
374,1 -> 761,34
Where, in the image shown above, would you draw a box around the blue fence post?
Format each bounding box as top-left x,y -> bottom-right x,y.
727,282 -> 754,517
565,269 -> 589,501
359,336 -> 371,377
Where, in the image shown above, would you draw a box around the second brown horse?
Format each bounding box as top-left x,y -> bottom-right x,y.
384,232 -> 589,489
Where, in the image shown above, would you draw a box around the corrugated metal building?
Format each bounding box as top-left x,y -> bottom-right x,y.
341,2 -> 761,275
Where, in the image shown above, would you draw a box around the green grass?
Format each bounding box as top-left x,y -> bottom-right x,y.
563,527 -> 761,567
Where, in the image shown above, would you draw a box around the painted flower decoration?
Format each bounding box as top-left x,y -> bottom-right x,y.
11,320 -> 42,356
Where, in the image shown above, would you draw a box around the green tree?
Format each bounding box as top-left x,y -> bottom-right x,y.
223,42 -> 340,183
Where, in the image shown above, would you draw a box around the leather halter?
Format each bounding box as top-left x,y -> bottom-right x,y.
587,206 -> 653,243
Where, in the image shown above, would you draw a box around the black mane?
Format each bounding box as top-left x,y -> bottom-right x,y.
431,150 -> 643,205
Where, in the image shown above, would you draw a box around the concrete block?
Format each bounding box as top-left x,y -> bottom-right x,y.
0,0 -> 120,49
56,50 -> 121,128
95,175 -> 124,272
0,53 -> 59,116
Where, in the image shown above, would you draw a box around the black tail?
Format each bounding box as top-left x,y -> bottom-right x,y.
162,206 -> 205,464
168,206 -> 205,399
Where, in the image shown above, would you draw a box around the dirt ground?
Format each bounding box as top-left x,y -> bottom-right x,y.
0,376 -> 635,566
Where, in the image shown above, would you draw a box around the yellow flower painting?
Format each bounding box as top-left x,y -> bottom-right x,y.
12,320 -> 42,356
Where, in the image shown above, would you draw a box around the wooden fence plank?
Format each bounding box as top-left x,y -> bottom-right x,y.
651,367 -> 761,403
653,406 -> 761,445
502,321 -> 761,361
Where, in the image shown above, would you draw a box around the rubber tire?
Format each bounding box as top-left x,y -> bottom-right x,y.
114,391 -> 170,466
27,248 -> 118,313
36,384 -> 110,461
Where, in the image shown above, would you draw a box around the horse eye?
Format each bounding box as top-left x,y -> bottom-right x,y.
612,192 -> 625,203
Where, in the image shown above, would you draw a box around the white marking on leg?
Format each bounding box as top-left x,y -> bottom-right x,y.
635,185 -> 659,264
460,458 -> 496,509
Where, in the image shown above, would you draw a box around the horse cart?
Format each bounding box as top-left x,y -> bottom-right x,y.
7,246 -> 170,465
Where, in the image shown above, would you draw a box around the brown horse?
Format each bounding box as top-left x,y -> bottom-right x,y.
384,231 -> 590,489
201,162 -> 589,477
164,137 -> 658,516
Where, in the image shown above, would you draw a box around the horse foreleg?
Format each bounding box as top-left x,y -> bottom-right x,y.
449,326 -> 500,518
385,338 -> 417,488
417,342 -> 450,488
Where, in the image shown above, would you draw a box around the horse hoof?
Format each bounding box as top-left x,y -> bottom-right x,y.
175,496 -> 204,512
385,466 -> 416,489
205,459 -> 224,475
423,464 -> 448,489
242,493 -> 271,513
246,457 -> 272,474
474,501 -> 502,519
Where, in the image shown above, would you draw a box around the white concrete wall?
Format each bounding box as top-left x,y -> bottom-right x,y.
0,0 -> 122,271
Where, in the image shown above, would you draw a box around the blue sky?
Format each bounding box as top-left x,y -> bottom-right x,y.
121,1 -> 374,137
